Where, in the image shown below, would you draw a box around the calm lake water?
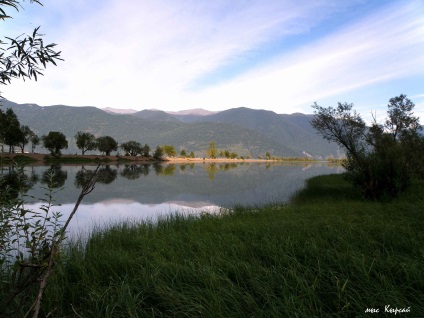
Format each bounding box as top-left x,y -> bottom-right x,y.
3,162 -> 343,234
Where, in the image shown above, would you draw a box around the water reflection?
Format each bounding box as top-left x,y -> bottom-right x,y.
2,162 -> 344,235
41,165 -> 68,188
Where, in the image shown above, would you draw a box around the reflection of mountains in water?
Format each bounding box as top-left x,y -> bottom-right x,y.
15,163 -> 343,208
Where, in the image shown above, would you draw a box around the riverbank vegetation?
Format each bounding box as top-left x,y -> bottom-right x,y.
28,173 -> 423,317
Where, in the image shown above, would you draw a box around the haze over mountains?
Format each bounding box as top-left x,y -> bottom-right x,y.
1,100 -> 341,158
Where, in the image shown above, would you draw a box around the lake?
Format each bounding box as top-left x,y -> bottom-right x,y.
2,162 -> 343,234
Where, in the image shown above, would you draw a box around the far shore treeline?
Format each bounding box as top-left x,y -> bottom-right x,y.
0,106 -> 328,162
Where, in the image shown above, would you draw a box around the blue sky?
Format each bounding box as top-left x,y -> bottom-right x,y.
1,0 -> 423,119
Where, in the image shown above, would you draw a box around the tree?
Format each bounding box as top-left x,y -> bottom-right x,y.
120,140 -> 142,156
189,151 -> 195,158
180,149 -> 187,157
206,141 -> 218,159
153,146 -> 164,159
30,134 -> 40,153
42,131 -> 68,156
17,125 -> 34,153
0,108 -> 22,153
162,144 -> 176,157
385,94 -> 421,142
311,95 -> 423,200
142,144 -> 151,157
75,131 -> 97,155
1,1 -> 62,99
96,136 -> 118,156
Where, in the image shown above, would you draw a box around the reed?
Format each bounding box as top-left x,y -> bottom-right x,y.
41,174 -> 424,317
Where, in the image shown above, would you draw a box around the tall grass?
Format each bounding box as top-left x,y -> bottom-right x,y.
41,174 -> 424,317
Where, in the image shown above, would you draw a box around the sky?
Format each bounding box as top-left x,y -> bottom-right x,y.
1,0 -> 423,119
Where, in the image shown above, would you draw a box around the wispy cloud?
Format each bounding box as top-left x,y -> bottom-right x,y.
2,0 -> 423,116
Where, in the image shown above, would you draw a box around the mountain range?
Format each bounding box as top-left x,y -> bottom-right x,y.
1,100 -> 341,158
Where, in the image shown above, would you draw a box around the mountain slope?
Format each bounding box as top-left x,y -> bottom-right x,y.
2,101 -> 302,157
190,107 -> 340,157
132,110 -> 179,122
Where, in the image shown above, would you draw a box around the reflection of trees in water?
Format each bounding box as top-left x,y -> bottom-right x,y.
153,163 -> 163,175
0,166 -> 35,199
163,164 -> 176,176
180,163 -> 195,172
205,163 -> 240,179
74,167 -> 96,189
205,163 -> 218,180
120,164 -> 150,180
219,163 -> 239,171
41,165 -> 68,189
75,165 -> 118,188
97,166 -> 118,184
152,163 -> 176,176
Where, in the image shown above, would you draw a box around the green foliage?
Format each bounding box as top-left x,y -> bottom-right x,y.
0,108 -> 22,153
180,149 -> 187,157
162,144 -> 176,157
206,141 -> 218,159
39,174 -> 424,317
189,151 -> 195,158
0,166 -> 64,316
17,125 -> 35,153
0,1 -> 62,99
75,131 -> 97,155
153,146 -> 164,159
142,144 -> 151,157
120,140 -> 142,156
42,131 -> 68,157
311,95 -> 423,200
96,136 -> 118,156
30,134 -> 40,153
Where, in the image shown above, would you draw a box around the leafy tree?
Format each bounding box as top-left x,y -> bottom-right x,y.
1,1 -> 62,99
17,125 -> 34,153
42,131 -> 68,156
75,131 -> 97,155
385,94 -> 421,141
96,136 -> 118,156
153,146 -> 164,159
162,144 -> 176,157
206,141 -> 218,159
30,134 -> 40,153
265,152 -> 271,160
0,108 -> 22,153
189,151 -> 195,158
311,95 -> 423,200
180,149 -> 187,157
230,152 -> 238,159
142,144 -> 151,157
120,140 -> 142,156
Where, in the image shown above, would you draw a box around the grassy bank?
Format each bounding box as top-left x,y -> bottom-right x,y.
40,174 -> 423,317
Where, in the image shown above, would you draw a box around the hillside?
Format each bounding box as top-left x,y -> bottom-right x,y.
1,100 -> 340,158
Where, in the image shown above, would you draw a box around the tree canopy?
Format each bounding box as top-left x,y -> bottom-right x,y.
75,131 -> 97,155
42,131 -> 68,156
120,140 -> 142,156
206,141 -> 218,159
162,144 -> 176,157
311,95 -> 423,200
96,136 -> 118,156
1,0 -> 62,98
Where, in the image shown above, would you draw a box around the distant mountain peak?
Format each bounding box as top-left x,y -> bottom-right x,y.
166,108 -> 216,116
102,107 -> 138,114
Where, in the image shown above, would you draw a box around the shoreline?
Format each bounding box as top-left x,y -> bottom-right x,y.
0,153 -> 335,166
